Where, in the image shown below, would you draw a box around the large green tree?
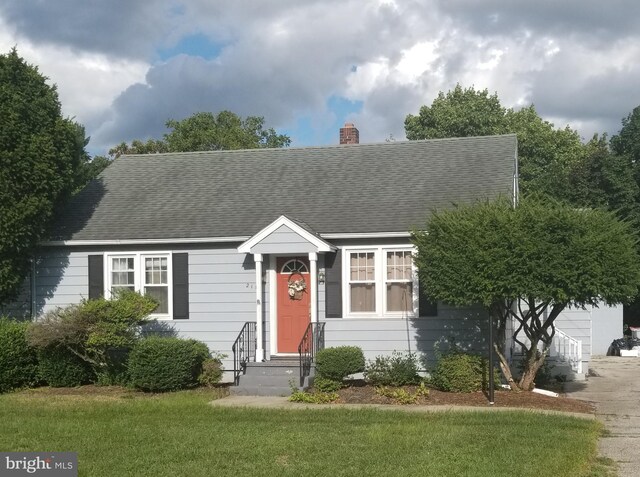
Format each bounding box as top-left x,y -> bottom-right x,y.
567,134 -> 640,223
412,197 -> 640,391
0,49 -> 86,305
611,106 -> 640,165
109,111 -> 290,158
405,84 -> 507,140
405,86 -> 586,198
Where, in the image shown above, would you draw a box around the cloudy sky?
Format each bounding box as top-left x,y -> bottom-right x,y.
1,0 -> 639,156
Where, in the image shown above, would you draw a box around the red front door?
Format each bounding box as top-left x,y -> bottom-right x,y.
277,257 -> 311,353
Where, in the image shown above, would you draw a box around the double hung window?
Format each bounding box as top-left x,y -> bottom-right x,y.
344,247 -> 417,317
107,253 -> 172,317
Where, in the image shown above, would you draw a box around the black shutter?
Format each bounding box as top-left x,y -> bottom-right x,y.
88,255 -> 104,300
172,253 -> 189,319
418,275 -> 438,317
325,251 -> 342,318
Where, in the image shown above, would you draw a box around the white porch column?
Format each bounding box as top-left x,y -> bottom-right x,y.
309,252 -> 318,324
254,253 -> 264,361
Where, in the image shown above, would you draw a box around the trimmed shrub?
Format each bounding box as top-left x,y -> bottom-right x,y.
0,318 -> 39,393
37,347 -> 94,387
128,337 -> 210,392
313,376 -> 342,392
198,354 -> 226,387
315,346 -> 365,381
27,291 -> 157,378
364,352 -> 421,386
429,352 -> 500,393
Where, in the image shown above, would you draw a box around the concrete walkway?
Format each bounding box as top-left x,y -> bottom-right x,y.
565,356 -> 640,477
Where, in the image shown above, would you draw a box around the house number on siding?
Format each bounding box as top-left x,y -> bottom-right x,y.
245,283 -> 255,289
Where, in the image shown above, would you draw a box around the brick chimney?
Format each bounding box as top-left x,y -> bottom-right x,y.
339,123 -> 359,144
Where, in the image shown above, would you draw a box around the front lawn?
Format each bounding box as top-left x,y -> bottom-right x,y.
0,388 -> 610,477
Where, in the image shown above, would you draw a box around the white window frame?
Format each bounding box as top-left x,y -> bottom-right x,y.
342,245 -> 418,318
104,252 -> 173,319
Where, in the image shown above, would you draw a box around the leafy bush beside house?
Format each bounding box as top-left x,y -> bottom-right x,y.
26,291 -> 158,383
198,353 -> 226,387
37,347 -> 94,387
0,318 -> 39,393
364,352 -> 421,386
315,346 -> 365,383
429,352 -> 500,393
128,337 -> 210,392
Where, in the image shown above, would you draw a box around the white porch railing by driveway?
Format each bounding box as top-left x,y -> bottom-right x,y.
549,328 -> 583,374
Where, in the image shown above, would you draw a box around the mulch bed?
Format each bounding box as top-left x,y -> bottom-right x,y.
333,382 -> 595,414
14,384 -> 594,414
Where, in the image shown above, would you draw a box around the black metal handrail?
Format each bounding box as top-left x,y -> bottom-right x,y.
298,322 -> 325,387
232,322 -> 256,385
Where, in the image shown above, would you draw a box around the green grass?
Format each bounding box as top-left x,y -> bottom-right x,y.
0,388 -> 609,477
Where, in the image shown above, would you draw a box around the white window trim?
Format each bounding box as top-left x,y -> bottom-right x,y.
341,245 -> 418,318
104,251 -> 173,320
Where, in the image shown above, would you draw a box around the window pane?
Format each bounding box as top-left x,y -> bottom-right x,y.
387,283 -> 413,312
350,284 -> 375,312
386,251 -> 412,280
145,287 -> 168,314
144,256 -> 168,285
350,252 -> 375,281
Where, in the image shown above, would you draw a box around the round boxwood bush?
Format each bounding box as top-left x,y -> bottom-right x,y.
37,347 -> 95,387
429,352 -> 500,393
128,337 -> 210,392
315,346 -> 365,381
0,318 -> 39,393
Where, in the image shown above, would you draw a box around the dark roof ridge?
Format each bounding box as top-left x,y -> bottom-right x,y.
119,133 -> 518,159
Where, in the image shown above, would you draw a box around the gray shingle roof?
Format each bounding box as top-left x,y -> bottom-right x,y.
50,135 -> 517,241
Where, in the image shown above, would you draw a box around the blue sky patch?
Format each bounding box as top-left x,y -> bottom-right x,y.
157,33 -> 223,61
283,96 -> 363,147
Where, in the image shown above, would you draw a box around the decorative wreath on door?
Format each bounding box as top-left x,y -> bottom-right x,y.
287,271 -> 307,300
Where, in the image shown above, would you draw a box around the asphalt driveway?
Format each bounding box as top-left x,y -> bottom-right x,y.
565,356 -> 640,476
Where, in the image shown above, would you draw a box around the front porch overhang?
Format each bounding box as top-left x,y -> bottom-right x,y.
237,215 -> 335,362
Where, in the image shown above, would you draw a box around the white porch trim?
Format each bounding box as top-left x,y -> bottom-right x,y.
254,253 -> 264,361
309,252 -> 318,324
237,215 -> 335,253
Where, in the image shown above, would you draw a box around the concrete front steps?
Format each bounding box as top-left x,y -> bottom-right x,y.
231,358 -> 313,397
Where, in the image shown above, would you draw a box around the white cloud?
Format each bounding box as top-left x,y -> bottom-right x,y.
0,16 -> 147,148
2,0 -> 639,154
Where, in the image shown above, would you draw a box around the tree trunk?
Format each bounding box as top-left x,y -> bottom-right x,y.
490,302 -> 522,392
518,346 -> 547,391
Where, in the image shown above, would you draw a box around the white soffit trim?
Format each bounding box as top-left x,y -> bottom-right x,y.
237,215 -> 336,253
41,236 -> 250,246
320,232 -> 412,239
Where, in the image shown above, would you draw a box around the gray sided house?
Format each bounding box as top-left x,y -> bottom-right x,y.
4,134 -> 615,388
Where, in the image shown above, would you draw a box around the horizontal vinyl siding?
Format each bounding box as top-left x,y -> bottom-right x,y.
35,251 -> 89,314
554,307 -> 592,364
323,304 -> 489,368
169,249 -> 260,376
591,305 -> 622,355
